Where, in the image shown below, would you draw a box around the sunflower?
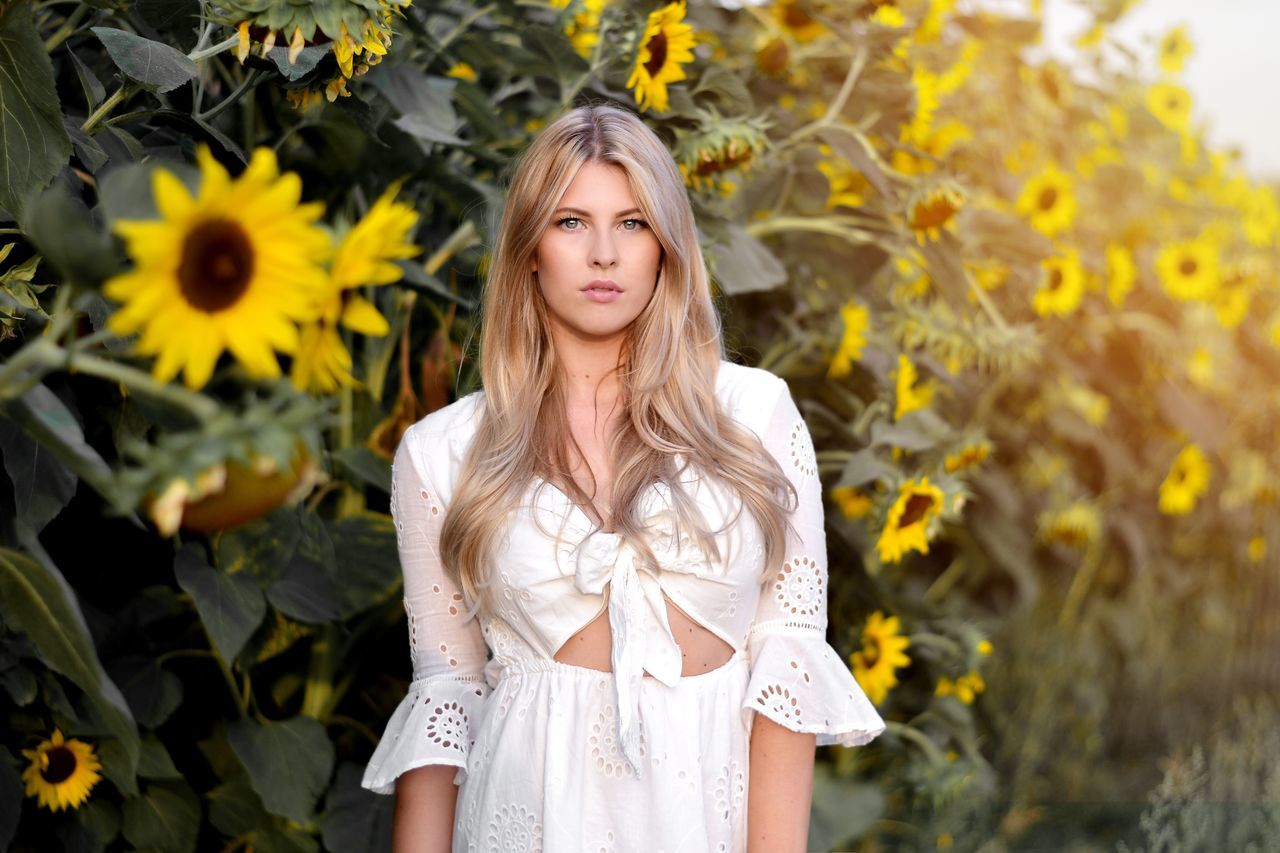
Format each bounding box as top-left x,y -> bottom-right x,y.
827,302 -> 870,379
900,66 -> 941,147
816,150 -> 871,209
1146,82 -> 1192,132
104,146 -> 332,390
876,476 -> 945,563
935,670 -> 985,704
1016,163 -> 1078,237
445,62 -> 477,81
850,610 -> 911,705
831,486 -> 873,519
1248,536 -> 1266,563
894,354 -> 933,420
626,1 -> 697,114
554,0 -> 607,58
1158,25 -> 1193,75
1159,443 -> 1210,515
1105,243 -> 1136,306
908,184 -> 965,245
291,181 -> 420,395
1155,235 -> 1219,301
1032,250 -> 1087,317
675,116 -> 767,195
22,729 -> 103,812
945,441 -> 990,473
1037,501 -> 1101,550
1241,185 -> 1280,248
770,0 -> 826,43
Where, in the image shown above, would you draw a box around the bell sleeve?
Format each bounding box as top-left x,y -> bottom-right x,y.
740,375 -> 886,747
361,428 -> 491,794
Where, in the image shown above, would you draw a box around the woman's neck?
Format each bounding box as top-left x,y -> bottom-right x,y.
551,327 -> 625,406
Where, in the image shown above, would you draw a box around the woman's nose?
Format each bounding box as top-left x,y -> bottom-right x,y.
590,230 -> 619,267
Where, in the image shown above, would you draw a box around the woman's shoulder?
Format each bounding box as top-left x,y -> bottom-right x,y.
397,390 -> 486,482
716,359 -> 788,427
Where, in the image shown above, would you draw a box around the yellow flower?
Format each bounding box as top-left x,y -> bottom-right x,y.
1158,25 -> 1193,75
1155,235 -> 1219,301
876,476 -> 945,563
1075,22 -> 1105,50
936,670 -> 986,704
1146,82 -> 1192,132
832,486 -> 873,519
1060,381 -> 1109,426
1248,536 -> 1266,563
870,5 -> 906,27
562,0 -> 607,58
894,354 -> 934,419
291,181 -> 420,395
103,146 -> 331,390
816,153 -> 872,209
1159,444 -> 1210,515
1106,243 -> 1136,306
977,639 -> 993,655
626,1 -> 697,113
850,611 -> 912,705
1037,501 -> 1101,550
1016,164 -> 1078,237
1187,346 -> 1213,388
771,0 -> 826,43
828,302 -> 870,379
446,62 -> 477,81
909,184 -> 965,245
900,66 -> 942,147
945,441 -> 991,473
22,729 -> 102,812
1032,250 -> 1086,317
938,830 -> 955,848
1241,186 -> 1280,248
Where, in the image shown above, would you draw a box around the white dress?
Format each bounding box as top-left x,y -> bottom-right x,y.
361,361 -> 886,852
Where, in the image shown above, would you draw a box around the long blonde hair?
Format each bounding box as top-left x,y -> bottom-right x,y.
439,103 -> 796,616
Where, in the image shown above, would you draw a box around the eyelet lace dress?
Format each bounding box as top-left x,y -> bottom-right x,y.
361,361 -> 886,852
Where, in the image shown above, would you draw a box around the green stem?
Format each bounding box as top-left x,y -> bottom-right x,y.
905,631 -> 962,657
196,68 -> 263,123
189,33 -> 240,63
882,720 -> 948,766
746,215 -> 878,246
777,46 -> 868,151
42,2 -> 88,52
300,625 -> 337,720
82,84 -> 132,133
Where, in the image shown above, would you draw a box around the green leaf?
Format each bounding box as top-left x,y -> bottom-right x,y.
208,774 -> 269,837
266,44 -> 329,81
321,762 -> 394,853
869,408 -> 952,452
0,547 -> 140,788
228,716 -> 335,823
332,446 -> 391,494
0,661 -> 37,705
0,383 -> 115,510
709,223 -> 787,295
266,555 -> 340,623
249,827 -> 320,853
137,734 -> 183,780
121,781 -> 200,853
17,182 -> 125,292
836,448 -> 895,488
67,49 -> 107,111
0,1 -> 72,219
328,514 -> 400,618
107,656 -> 183,728
173,544 -> 266,664
806,764 -> 884,852
91,27 -> 197,94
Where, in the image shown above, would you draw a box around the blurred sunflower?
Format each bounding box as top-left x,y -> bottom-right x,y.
893,354 -> 934,419
770,0 -> 826,43
831,485 -> 873,519
1241,185 -> 1280,248
1105,243 -> 1136,306
553,0 -> 607,58
1037,501 -> 1101,550
1155,234 -> 1219,301
1032,250 -> 1086,317
908,184 -> 965,245
627,1 -> 696,113
876,476 -> 945,563
675,115 -> 767,195
827,302 -> 869,379
445,62 -> 477,81
291,180 -> 421,395
1146,82 -> 1192,132
1248,536 -> 1266,563
816,149 -> 872,209
945,441 -> 990,474
1016,163 -> 1078,237
935,670 -> 985,704
21,729 -> 102,812
850,610 -> 912,705
1159,443 -> 1210,515
104,146 -> 331,390
1158,25 -> 1193,75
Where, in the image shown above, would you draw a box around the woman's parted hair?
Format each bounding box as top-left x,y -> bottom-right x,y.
439,103 -> 796,618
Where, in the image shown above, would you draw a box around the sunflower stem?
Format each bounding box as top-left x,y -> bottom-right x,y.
196,67 -> 263,123
882,720 -> 948,766
82,84 -> 133,134
42,2 -> 89,53
776,46 -> 868,151
301,624 -> 338,720
188,32 -> 240,63
746,215 -> 878,246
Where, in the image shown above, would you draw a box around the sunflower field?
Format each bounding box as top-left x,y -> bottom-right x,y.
2,0 -> 1279,849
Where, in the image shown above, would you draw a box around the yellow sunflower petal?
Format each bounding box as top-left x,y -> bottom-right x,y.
340,294 -> 390,336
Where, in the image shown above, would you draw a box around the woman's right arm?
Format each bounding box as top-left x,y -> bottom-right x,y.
361,427 -> 491,851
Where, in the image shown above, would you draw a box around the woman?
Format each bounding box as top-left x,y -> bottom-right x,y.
361,103 -> 885,852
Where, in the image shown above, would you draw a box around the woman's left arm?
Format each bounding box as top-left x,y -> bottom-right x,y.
747,716 -> 816,853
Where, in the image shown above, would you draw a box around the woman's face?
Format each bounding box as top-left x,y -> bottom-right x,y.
531,160 -> 663,346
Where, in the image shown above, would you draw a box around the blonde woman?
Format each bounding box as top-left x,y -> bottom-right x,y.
361,104 -> 885,852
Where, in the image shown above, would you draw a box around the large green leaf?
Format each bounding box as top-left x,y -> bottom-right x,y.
0,383 -> 116,508
173,544 -> 266,664
17,183 -> 125,292
806,763 -> 884,852
207,774 -> 269,837
91,27 -> 197,94
328,514 -> 400,618
107,656 -> 183,729
0,548 -> 140,788
321,762 -> 393,853
264,509 -> 340,623
136,734 -> 183,781
227,716 -> 334,823
332,445 -> 392,495
0,1 -> 71,219
708,223 -> 787,295
121,781 -> 200,853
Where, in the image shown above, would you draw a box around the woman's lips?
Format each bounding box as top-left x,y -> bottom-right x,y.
583,280 -> 622,303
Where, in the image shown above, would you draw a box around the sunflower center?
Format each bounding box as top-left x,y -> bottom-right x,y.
1179,258 -> 1198,276
898,493 -> 934,528
178,219 -> 256,313
861,638 -> 881,667
1048,268 -> 1064,291
1038,187 -> 1058,211
41,747 -> 77,784
644,31 -> 669,76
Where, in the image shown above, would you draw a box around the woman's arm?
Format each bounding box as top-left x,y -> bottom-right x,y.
747,717 -> 816,853
393,765 -> 459,853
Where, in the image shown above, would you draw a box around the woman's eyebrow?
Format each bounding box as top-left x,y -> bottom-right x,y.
553,206 -> 643,218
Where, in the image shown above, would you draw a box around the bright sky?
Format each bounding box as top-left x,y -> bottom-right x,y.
1033,0 -> 1280,180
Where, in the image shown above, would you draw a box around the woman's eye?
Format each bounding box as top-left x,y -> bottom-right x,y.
622,219 -> 648,231
557,217 -> 582,230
